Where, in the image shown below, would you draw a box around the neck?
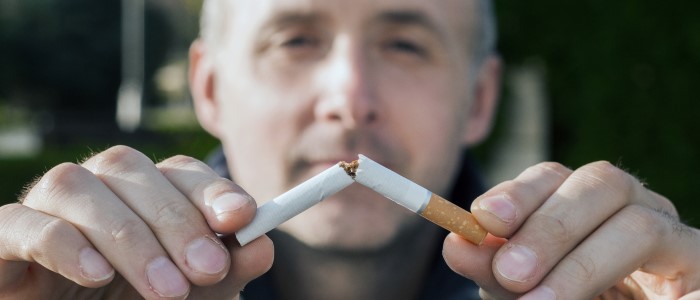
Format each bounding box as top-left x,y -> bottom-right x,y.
268,220 -> 442,300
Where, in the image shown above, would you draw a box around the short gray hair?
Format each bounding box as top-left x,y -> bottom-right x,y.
199,0 -> 227,50
473,0 -> 498,71
199,0 -> 497,67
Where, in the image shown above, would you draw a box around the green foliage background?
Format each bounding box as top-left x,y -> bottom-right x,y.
1,1 -> 699,226
493,2 -> 700,225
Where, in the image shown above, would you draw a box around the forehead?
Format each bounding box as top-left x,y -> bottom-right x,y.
225,0 -> 476,40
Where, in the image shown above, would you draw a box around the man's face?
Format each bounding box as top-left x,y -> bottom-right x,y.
200,0 -> 488,249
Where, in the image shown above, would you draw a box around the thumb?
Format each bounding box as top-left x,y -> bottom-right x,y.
443,233 -> 518,299
188,235 -> 274,299
225,235 -> 274,292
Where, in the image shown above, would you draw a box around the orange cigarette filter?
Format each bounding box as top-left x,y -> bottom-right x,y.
420,193 -> 486,245
347,155 -> 487,245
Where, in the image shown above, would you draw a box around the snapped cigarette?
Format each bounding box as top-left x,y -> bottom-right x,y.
353,155 -> 487,245
235,164 -> 354,246
235,154 -> 486,246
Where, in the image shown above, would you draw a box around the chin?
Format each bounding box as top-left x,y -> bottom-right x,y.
276,184 -> 419,251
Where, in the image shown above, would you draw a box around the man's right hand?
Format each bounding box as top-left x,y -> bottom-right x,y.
0,145 -> 273,299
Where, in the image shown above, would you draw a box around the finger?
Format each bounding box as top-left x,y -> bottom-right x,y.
0,258 -> 27,290
188,235 -> 274,299
442,233 -> 518,299
156,155 -> 256,234
493,161 -> 672,293
520,205 -> 685,299
225,235 -> 274,291
471,162 -> 573,238
25,161 -> 191,299
681,291 -> 700,300
82,146 -> 231,286
0,203 -> 114,289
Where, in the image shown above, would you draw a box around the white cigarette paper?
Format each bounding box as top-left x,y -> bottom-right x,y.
354,155 -> 430,213
354,154 -> 487,245
235,164 -> 354,246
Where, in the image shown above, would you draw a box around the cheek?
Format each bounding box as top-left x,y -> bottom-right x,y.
215,86 -> 308,201
378,68 -> 468,193
378,58 -> 468,137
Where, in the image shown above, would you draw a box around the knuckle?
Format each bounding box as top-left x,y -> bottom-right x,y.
581,161 -> 628,184
532,161 -> 571,179
655,194 -> 678,217
109,218 -> 148,245
152,201 -> 199,231
617,205 -> 669,239
562,251 -> 597,283
37,218 -> 72,243
91,145 -> 151,175
158,155 -> 214,178
28,163 -> 92,206
106,145 -> 141,156
32,219 -> 75,261
531,212 -> 573,245
572,161 -> 633,197
501,179 -> 534,205
0,203 -> 21,218
44,163 -> 89,185
194,178 -> 239,203
158,155 -> 200,169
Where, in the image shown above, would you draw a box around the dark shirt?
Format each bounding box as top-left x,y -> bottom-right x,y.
206,148 -> 484,299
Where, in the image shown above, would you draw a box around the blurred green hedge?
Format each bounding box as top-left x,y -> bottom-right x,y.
494,2 -> 700,226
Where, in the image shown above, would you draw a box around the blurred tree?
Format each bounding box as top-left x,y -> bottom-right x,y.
0,0 -> 173,137
0,0 -> 121,112
496,1 -> 700,224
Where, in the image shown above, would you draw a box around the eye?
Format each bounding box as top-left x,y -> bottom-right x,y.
277,34 -> 326,61
385,39 -> 426,57
282,35 -> 319,48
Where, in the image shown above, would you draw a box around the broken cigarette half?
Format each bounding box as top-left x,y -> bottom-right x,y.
235,164 -> 354,246
353,155 -> 487,245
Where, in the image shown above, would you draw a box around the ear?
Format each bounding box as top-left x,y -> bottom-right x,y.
462,55 -> 502,146
189,39 -> 221,138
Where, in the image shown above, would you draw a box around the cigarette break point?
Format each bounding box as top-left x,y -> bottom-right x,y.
339,160 -> 359,179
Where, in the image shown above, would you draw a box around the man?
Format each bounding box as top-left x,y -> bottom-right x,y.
1,0 -> 699,299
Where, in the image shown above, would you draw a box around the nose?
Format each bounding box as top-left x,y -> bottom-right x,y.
314,36 -> 377,129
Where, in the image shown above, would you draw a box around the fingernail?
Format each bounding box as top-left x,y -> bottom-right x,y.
496,244 -> 537,282
479,194 -> 516,223
212,193 -> 250,219
146,256 -> 189,298
520,285 -> 556,300
186,237 -> 228,275
79,247 -> 114,281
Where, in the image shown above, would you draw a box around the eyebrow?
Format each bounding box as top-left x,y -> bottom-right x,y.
373,10 -> 446,40
253,9 -> 447,52
253,11 -> 323,53
259,11 -> 324,33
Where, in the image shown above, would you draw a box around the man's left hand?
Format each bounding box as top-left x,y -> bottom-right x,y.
443,161 -> 700,299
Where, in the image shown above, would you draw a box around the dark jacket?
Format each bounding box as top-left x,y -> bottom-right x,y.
207,148 -> 484,299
